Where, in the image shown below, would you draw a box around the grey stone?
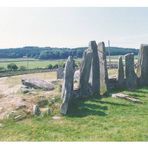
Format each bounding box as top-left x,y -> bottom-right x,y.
22,78 -> 54,91
125,53 -> 137,90
98,42 -> 108,95
79,44 -> 93,97
61,56 -> 75,115
21,85 -> 32,93
57,67 -> 64,79
117,56 -> 125,88
137,44 -> 148,86
89,41 -> 100,96
33,104 -> 41,116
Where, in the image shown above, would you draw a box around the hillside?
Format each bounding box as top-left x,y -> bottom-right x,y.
0,46 -> 139,60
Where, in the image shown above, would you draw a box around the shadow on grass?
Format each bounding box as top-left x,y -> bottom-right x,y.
67,98 -> 108,117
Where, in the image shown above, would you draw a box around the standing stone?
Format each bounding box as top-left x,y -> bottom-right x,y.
79,46 -> 93,97
33,104 -> 41,116
125,53 -> 137,90
137,44 -> 148,86
61,56 -> 75,115
117,56 -> 125,88
89,41 -> 100,96
57,67 -> 64,79
98,42 -> 108,95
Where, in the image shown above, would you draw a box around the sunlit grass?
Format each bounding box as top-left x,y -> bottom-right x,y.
0,87 -> 148,141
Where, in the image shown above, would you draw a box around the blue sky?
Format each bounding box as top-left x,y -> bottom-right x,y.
0,7 -> 148,48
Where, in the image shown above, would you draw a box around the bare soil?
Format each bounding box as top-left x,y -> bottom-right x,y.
0,72 -> 60,119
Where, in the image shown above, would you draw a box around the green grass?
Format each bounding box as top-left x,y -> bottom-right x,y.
0,87 -> 148,141
0,58 -> 66,69
0,58 -> 81,70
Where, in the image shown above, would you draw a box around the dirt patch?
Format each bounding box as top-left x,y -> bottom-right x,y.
0,72 -> 61,119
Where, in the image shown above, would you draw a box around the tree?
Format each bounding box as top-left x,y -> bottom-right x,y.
0,66 -> 5,72
47,64 -> 53,69
7,63 -> 18,71
19,66 -> 26,71
53,64 -> 58,69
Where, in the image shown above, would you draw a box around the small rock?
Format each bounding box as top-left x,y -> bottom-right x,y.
52,116 -> 61,120
33,104 -> 41,116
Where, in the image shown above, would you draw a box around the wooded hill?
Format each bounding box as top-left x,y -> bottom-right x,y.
0,46 -> 139,59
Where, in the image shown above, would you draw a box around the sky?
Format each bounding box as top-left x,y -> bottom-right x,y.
0,7 -> 148,48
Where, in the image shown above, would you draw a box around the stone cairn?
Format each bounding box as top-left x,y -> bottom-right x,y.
60,41 -> 148,115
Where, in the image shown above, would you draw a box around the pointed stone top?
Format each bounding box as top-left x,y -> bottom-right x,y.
98,42 -> 105,49
89,41 -> 97,49
125,53 -> 134,57
67,56 -> 73,61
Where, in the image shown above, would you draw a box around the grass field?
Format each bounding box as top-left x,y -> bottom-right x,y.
0,55 -> 138,70
0,87 -> 148,141
0,58 -> 66,69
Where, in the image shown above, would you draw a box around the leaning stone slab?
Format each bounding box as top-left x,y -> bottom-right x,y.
79,47 -> 93,97
22,78 -> 54,91
98,42 -> 108,95
117,56 -> 125,88
89,41 -> 100,96
112,93 -> 143,104
61,56 -> 75,115
137,44 -> 148,86
125,53 -> 137,90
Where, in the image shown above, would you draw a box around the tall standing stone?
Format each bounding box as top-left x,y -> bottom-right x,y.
89,41 -> 100,96
125,53 -> 137,90
79,45 -> 93,97
57,67 -> 64,79
98,42 -> 108,95
137,44 -> 148,86
61,56 -> 75,115
117,56 -> 125,88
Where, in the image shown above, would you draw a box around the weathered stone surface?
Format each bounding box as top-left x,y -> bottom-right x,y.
57,67 -> 64,79
22,78 -> 54,91
117,56 -> 125,88
61,56 -> 75,115
21,85 -> 33,93
79,47 -> 93,97
125,53 -> 137,90
89,41 -> 100,96
98,42 -> 108,95
137,44 -> 148,86
33,104 -> 41,116
112,93 -> 143,104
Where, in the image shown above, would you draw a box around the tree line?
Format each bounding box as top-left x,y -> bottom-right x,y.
0,46 -> 139,60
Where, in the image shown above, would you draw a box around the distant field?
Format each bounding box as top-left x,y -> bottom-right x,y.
0,58 -> 66,69
0,55 -> 138,70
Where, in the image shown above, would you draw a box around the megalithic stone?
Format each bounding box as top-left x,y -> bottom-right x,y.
61,56 -> 75,115
98,42 -> 108,95
89,41 -> 100,96
117,56 -> 125,88
125,53 -> 137,90
79,45 -> 93,97
137,44 -> 148,86
57,67 -> 64,79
